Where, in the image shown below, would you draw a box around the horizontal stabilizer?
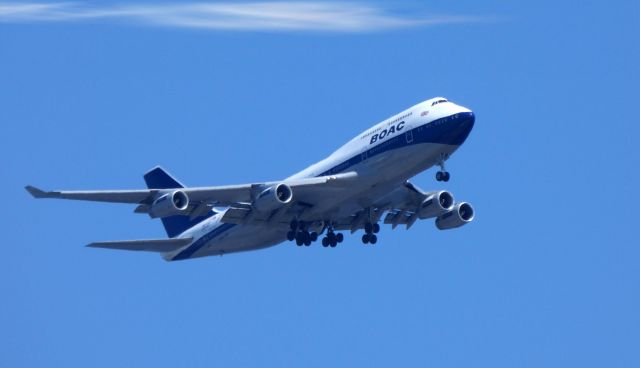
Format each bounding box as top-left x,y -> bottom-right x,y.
87,237 -> 193,253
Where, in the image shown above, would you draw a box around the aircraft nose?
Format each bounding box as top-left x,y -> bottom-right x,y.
442,111 -> 475,145
458,111 -> 475,132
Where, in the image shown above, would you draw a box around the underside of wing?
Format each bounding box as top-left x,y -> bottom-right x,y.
86,237 -> 193,253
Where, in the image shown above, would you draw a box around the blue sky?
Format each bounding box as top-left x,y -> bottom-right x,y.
1,1 -> 639,366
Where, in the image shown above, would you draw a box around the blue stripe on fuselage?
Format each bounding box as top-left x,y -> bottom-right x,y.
319,111 -> 474,176
172,223 -> 236,260
170,111 -> 474,260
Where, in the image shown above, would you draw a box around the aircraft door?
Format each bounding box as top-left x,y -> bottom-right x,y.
405,129 -> 413,143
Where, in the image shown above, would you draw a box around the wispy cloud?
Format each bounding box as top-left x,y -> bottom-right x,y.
0,2 -> 482,32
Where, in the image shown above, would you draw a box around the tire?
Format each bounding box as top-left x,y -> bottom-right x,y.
330,239 -> 337,248
286,231 -> 295,241
443,172 -> 450,182
304,239 -> 311,246
296,238 -> 303,246
322,237 -> 329,247
364,223 -> 373,233
373,223 -> 380,233
336,233 -> 344,243
362,234 -> 369,244
436,171 -> 443,181
370,235 -> 377,244
310,232 -> 318,242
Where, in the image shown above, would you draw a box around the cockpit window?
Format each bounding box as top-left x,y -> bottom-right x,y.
431,99 -> 448,106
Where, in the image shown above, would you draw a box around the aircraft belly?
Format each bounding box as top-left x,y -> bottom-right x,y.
195,225 -> 285,257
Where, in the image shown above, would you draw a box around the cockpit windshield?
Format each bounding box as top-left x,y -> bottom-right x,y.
431,99 -> 448,106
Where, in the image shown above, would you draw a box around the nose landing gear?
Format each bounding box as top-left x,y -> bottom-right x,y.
435,154 -> 450,182
436,171 -> 450,182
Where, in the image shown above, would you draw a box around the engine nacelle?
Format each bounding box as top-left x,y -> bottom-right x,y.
148,190 -> 189,218
418,190 -> 454,219
435,202 -> 475,230
253,183 -> 293,212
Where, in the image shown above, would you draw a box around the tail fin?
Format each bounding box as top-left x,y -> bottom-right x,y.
144,166 -> 215,238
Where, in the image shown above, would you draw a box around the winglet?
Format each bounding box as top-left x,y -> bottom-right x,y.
25,185 -> 51,198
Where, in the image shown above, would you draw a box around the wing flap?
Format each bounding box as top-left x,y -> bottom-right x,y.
87,237 -> 193,253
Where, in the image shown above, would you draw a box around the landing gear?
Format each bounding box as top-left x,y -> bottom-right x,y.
294,231 -> 311,246
322,228 -> 343,248
362,233 -> 378,244
435,171 -> 450,182
435,154 -> 450,182
290,220 -> 312,246
362,222 -> 380,244
288,219 -> 342,248
364,222 -> 380,234
286,231 -> 295,241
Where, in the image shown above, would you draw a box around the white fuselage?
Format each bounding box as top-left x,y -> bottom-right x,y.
166,98 -> 475,261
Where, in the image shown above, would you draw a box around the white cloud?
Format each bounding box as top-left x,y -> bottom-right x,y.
0,2 -> 482,32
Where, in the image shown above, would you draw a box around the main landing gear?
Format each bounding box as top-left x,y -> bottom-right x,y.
287,219 -> 383,247
287,220 -> 316,246
287,220 -> 343,248
322,230 -> 343,248
361,222 -> 380,245
435,154 -> 450,182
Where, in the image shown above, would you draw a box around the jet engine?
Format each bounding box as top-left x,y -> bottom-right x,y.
253,183 -> 293,212
148,190 -> 189,218
418,190 -> 454,219
435,202 -> 475,230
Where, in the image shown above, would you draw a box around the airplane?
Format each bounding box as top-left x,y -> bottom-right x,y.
26,97 -> 476,261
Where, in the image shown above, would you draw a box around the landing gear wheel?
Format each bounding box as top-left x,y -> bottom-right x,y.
296,238 -> 303,246
362,234 -> 370,244
286,231 -> 295,241
310,232 -> 318,242
364,223 -> 373,233
304,238 -> 311,246
436,171 -> 450,182
372,223 -> 380,233
369,234 -> 378,244
322,237 -> 329,247
330,239 -> 337,248
303,232 -> 311,244
336,233 -> 344,243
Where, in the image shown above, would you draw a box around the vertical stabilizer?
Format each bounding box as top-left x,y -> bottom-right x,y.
143,166 -> 214,238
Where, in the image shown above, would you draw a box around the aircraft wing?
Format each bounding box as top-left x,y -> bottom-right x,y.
87,237 -> 193,252
25,171 -> 357,211
327,181 -> 454,231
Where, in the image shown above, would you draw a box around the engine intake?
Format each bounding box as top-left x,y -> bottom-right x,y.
435,202 -> 474,230
253,183 -> 293,212
418,190 -> 454,219
148,190 -> 189,218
